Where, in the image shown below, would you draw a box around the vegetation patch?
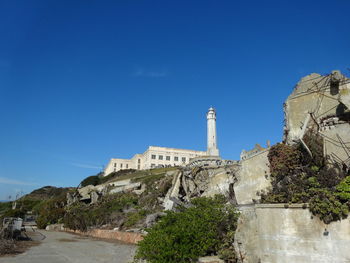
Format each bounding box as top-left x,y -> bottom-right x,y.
63,192 -> 139,231
261,132 -> 350,224
135,195 -> 239,263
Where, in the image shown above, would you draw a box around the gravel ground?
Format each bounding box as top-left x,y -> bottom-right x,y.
0,229 -> 136,263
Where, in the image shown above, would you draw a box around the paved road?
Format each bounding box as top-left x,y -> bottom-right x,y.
0,229 -> 136,263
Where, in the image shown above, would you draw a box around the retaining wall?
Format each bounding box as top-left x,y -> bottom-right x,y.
64,228 -> 144,244
234,204 -> 350,263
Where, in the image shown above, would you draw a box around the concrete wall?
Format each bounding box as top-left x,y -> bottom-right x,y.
234,150 -> 271,205
234,204 -> 350,263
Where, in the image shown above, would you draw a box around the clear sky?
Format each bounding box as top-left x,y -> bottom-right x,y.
0,0 -> 349,200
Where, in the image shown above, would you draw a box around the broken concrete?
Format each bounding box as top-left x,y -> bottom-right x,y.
283,71 -> 350,169
284,71 -> 350,146
234,70 -> 350,263
109,182 -> 141,194
164,164 -> 238,210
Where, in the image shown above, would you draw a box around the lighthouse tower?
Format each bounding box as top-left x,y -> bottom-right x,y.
207,107 -> 219,156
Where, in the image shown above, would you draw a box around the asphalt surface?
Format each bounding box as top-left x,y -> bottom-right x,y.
0,229 -> 136,263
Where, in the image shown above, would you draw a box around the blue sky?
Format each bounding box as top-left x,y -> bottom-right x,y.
0,0 -> 349,200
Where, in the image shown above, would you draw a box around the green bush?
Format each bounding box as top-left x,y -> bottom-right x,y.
35,195 -> 67,229
336,176 -> 350,201
100,169 -> 136,184
135,195 -> 239,263
125,210 -> 149,228
309,188 -> 349,224
80,175 -> 101,187
63,192 -> 139,231
261,135 -> 350,224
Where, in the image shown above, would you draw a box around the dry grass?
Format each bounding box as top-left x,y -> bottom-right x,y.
0,238 -> 40,257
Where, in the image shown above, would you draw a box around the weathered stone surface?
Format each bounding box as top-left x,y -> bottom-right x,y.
144,212 -> 166,228
78,185 -> 96,200
109,179 -> 131,187
234,204 -> 350,263
163,170 -> 182,210
90,191 -> 99,204
198,256 -> 224,263
234,150 -> 271,205
45,223 -> 64,231
321,122 -> 350,165
109,182 -> 141,194
284,71 -> 350,145
164,165 -> 238,209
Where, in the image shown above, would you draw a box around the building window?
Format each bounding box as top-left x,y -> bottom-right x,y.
182,157 -> 186,162
126,164 -> 128,169
159,155 -> 163,160
151,155 -> 156,159
151,163 -> 155,168
138,165 -> 140,169
174,156 -> 179,161
114,163 -> 116,167
114,168 -> 116,172
120,163 -> 123,168
166,156 -> 170,161
138,159 -> 141,163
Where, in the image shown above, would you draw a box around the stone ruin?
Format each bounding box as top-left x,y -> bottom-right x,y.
284,70 -> 350,168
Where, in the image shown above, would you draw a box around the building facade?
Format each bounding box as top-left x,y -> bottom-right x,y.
104,146 -> 207,176
103,107 -> 220,176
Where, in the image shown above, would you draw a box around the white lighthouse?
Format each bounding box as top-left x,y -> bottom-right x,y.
207,107 -> 219,156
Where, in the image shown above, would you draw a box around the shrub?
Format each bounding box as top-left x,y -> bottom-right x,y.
268,143 -> 302,180
80,175 -> 101,187
135,195 -> 239,263
124,210 -> 149,228
63,192 -> 139,231
309,189 -> 349,224
336,176 -> 350,201
35,195 -> 67,229
100,169 -> 136,184
262,134 -> 350,224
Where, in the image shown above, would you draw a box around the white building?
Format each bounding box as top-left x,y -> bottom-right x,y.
104,146 -> 207,175
103,107 -> 220,176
